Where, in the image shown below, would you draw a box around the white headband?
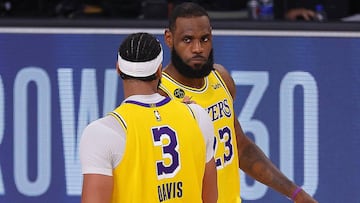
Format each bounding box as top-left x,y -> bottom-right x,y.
117,49 -> 163,77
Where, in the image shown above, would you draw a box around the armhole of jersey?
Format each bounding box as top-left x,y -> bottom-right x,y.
159,80 -> 174,99
213,70 -> 233,102
185,104 -> 196,120
108,111 -> 127,131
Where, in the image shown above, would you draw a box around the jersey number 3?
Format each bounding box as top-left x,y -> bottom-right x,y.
152,126 -> 180,180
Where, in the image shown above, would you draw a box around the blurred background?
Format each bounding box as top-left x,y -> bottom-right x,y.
0,0 -> 359,22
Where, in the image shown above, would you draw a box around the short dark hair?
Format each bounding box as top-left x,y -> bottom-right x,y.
119,32 -> 161,62
118,32 -> 161,81
168,2 -> 210,31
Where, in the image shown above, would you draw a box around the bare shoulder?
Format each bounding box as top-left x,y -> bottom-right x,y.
213,63 -> 236,99
213,63 -> 227,74
213,64 -> 232,84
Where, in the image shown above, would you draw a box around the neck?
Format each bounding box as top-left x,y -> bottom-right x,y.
164,63 -> 205,89
122,79 -> 158,99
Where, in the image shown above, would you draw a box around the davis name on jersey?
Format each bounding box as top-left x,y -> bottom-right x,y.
158,181 -> 183,202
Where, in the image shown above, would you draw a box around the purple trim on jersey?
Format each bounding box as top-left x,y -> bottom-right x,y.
125,97 -> 171,107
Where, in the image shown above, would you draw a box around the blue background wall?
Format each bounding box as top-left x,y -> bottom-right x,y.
0,28 -> 359,202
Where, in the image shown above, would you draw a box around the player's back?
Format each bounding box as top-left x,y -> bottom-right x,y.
109,97 -> 206,202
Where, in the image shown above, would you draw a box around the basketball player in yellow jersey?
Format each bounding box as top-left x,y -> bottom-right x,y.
159,2 -> 318,203
80,32 -> 218,203
160,70 -> 240,203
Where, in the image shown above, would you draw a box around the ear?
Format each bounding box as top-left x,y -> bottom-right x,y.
116,61 -> 121,75
164,29 -> 173,48
156,64 -> 163,78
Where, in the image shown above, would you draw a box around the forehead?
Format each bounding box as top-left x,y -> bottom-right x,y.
173,16 -> 211,37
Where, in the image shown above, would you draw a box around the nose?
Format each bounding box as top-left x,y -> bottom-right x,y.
191,40 -> 203,53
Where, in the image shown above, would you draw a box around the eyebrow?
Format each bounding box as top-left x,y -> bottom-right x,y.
182,33 -> 211,39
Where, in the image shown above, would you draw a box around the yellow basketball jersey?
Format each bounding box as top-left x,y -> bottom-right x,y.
109,97 -> 206,203
160,70 -> 241,203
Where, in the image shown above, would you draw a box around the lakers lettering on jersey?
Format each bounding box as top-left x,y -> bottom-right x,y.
160,70 -> 241,203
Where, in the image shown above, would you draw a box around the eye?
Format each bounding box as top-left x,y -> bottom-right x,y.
202,36 -> 210,42
183,37 -> 191,43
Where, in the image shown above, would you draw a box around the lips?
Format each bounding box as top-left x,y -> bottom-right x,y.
190,56 -> 206,63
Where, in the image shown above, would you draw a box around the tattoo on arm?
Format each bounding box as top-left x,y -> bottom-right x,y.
239,141 -> 294,197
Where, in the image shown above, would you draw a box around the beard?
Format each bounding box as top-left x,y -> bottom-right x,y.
171,48 -> 214,78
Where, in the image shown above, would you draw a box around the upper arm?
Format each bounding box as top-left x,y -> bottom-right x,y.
202,158 -> 218,203
80,116 -> 126,175
189,104 -> 218,202
82,174 -> 113,203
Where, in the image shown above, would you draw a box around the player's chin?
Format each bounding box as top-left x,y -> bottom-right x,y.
190,61 -> 206,69
192,64 -> 205,71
